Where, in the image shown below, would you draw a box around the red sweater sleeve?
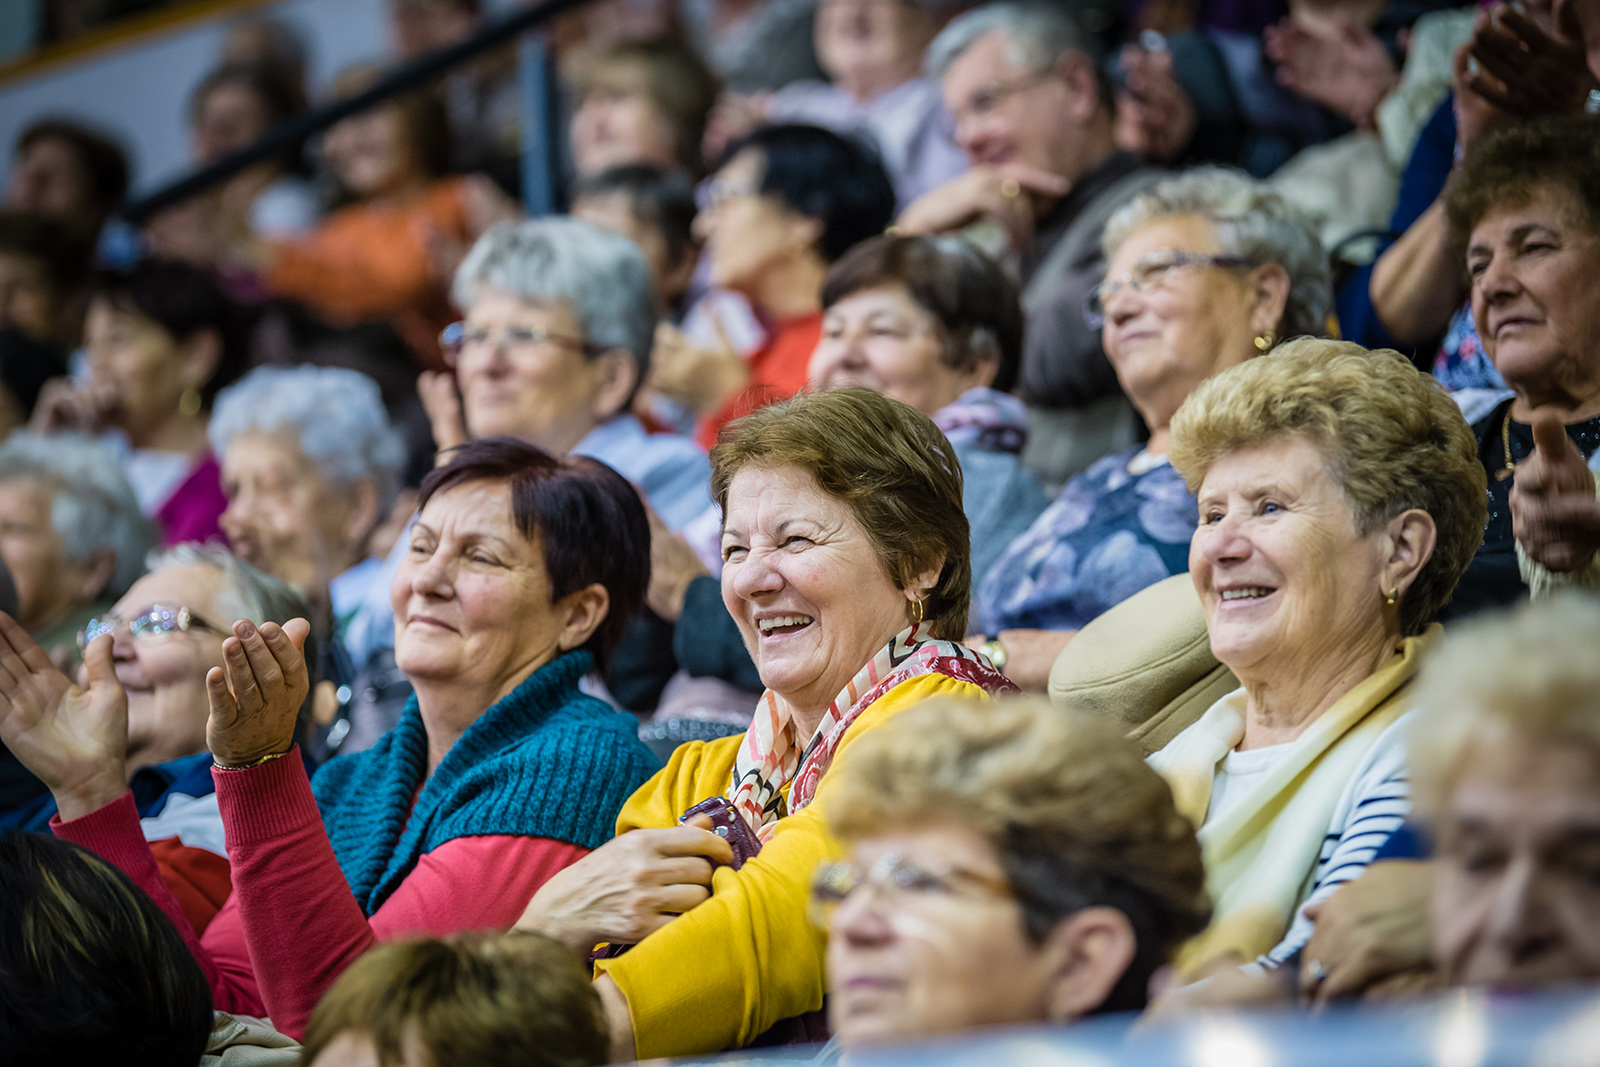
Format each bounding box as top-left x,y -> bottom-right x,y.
214,747 -> 588,1039
51,792 -> 263,1014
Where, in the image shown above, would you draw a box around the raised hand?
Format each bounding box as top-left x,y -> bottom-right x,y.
0,615 -> 128,820
1264,16 -> 1398,129
896,165 -> 1071,249
1511,409 -> 1600,573
418,369 -> 470,455
1465,0 -> 1593,118
206,618 -> 312,769
1113,43 -> 1198,162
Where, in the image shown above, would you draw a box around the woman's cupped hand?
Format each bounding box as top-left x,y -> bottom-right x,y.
206,618 -> 311,769
0,614 -> 129,821
516,824 -> 736,953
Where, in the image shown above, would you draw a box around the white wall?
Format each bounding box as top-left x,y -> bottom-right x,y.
0,0 -> 391,196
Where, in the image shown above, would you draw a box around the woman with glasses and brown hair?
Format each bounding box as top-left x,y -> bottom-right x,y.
820,695 -> 1209,1047
969,168 -> 1331,690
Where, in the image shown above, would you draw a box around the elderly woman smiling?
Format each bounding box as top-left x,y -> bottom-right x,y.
973,168 -> 1331,689
1150,338 -> 1485,974
822,697 -> 1210,1048
517,387 -> 1016,1059
0,439 -> 659,1039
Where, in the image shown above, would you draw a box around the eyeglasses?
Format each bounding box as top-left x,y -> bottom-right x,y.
78,602 -> 228,651
439,322 -> 599,368
809,852 -> 1014,929
1084,250 -> 1255,328
941,69 -> 1050,134
695,175 -> 765,214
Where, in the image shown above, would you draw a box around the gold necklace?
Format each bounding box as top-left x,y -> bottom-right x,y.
1497,405 -> 1518,482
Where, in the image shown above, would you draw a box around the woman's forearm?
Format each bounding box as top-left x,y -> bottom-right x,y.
1369,199 -> 1465,345
597,975 -> 638,1063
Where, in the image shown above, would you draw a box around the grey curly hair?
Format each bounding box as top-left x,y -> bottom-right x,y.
1101,167 -> 1333,342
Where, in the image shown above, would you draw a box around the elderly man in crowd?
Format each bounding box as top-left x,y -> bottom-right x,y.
900,1 -> 1164,486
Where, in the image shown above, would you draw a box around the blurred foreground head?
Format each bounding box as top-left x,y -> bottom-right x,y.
822,696 -> 1209,1047
1414,595 -> 1600,992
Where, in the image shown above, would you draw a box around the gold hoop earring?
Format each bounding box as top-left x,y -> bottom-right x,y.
911,596 -> 924,626
1385,587 -> 1398,607
1254,329 -> 1277,352
178,387 -> 202,418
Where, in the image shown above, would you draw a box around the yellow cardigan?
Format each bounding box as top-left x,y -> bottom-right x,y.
595,673 -> 987,1058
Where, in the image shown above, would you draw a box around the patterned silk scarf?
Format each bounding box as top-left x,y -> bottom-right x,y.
726,623 -> 1015,841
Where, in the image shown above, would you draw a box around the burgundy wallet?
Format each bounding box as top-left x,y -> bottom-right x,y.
681,795 -> 763,870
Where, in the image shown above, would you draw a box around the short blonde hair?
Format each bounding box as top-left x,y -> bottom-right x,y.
827,697 -> 1210,1012
1168,338 -> 1486,634
1410,595 -> 1600,824
711,388 -> 971,639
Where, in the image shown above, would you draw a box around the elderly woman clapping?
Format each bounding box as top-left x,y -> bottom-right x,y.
1149,339 -> 1485,975
0,439 -> 659,1039
821,697 -> 1209,1047
1445,116 -> 1600,608
516,388 -> 1017,1059
973,168 -> 1332,689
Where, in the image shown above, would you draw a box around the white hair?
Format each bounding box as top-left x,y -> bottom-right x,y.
1101,166 -> 1334,340
452,217 -> 658,376
926,2 -> 1097,80
146,542 -> 308,629
0,431 -> 154,598
207,365 -> 406,519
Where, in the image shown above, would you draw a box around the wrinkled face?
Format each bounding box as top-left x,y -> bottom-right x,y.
1191,435 -> 1392,678
695,150 -> 811,295
0,477 -> 87,635
220,429 -> 367,595
324,102 -> 415,199
1467,186 -> 1600,406
720,465 -> 912,717
941,30 -> 1078,172
809,285 -> 985,417
107,563 -> 232,771
0,250 -> 57,342
815,0 -> 929,91
82,298 -> 187,438
1434,734 -> 1600,991
392,481 -> 570,699
570,68 -> 679,176
1100,216 -> 1263,412
455,288 -> 614,454
193,82 -> 272,164
828,822 -> 1053,1047
4,137 -> 92,222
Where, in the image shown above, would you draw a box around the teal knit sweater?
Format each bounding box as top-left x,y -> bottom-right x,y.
312,650 -> 660,916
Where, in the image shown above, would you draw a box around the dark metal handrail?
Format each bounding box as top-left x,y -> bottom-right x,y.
120,0 -> 584,222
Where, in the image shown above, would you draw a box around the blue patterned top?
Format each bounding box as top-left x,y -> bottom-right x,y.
975,445 -> 1197,633
1432,303 -> 1507,393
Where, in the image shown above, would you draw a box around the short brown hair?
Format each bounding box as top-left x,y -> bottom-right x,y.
1410,594 -> 1600,825
828,696 -> 1210,1013
571,37 -> 719,175
821,234 -> 1024,394
1168,338 -> 1486,634
299,932 -> 607,1067
711,387 -> 971,639
1447,114 -> 1600,248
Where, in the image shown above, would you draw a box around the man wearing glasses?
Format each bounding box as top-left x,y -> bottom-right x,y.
899,2 -> 1165,489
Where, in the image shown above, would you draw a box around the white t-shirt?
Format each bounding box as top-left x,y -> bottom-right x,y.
1208,741 -> 1293,824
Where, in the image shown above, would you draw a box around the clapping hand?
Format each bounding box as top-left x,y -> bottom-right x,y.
0,615 -> 128,821
1511,409 -> 1600,573
1113,43 -> 1198,162
1264,16 -> 1399,130
206,618 -> 312,769
1464,0 -> 1594,118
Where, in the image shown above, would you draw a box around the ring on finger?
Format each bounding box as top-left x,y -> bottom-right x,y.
1306,958 -> 1328,986
999,177 -> 1021,200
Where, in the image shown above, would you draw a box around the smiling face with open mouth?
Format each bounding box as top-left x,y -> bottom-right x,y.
720,464 -> 916,720
1190,434 -> 1394,681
